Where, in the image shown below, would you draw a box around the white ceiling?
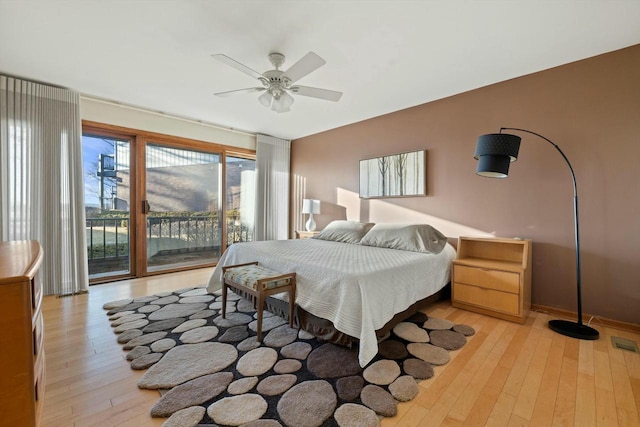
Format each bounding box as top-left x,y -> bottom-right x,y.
1,1 -> 639,140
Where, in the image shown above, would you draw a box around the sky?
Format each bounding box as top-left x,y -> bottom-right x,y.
82,135 -> 120,208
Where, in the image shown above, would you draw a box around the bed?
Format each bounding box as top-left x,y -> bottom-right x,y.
207,221 -> 456,367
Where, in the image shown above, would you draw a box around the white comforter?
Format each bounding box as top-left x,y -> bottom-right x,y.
207,238 -> 456,367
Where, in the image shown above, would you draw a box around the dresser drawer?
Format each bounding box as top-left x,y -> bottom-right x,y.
31,273 -> 42,311
453,283 -> 520,316
34,350 -> 45,394
33,311 -> 44,358
453,264 -> 520,294
34,352 -> 45,425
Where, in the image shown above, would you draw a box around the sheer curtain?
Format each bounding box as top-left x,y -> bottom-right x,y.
0,75 -> 88,296
254,134 -> 291,241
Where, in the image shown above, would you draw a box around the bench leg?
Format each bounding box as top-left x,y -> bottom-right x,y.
288,287 -> 295,328
222,283 -> 228,319
256,291 -> 265,342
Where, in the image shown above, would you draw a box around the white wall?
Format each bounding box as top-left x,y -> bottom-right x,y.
81,96 -> 256,150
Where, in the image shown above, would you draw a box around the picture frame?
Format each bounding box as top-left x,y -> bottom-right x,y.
359,149 -> 426,198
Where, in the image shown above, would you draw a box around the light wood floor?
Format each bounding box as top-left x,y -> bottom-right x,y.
40,269 -> 640,427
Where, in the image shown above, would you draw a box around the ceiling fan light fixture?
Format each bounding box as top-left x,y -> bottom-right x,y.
258,90 -> 273,108
282,90 -> 294,106
272,90 -> 294,113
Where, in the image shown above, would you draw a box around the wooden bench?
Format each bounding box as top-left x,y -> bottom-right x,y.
221,262 -> 296,342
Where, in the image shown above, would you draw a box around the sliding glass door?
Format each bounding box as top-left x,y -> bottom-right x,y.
225,155 -> 256,247
144,143 -> 222,272
82,133 -> 133,279
82,123 -> 255,282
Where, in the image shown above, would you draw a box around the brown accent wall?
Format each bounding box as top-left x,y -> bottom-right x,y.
291,44 -> 640,325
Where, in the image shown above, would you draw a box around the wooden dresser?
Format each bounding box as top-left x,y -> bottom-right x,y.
452,237 -> 532,324
0,240 -> 45,427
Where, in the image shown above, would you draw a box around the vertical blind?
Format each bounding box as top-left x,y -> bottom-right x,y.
0,75 -> 88,295
254,134 -> 291,241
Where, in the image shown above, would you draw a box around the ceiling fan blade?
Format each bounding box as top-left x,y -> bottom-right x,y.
282,52 -> 326,84
291,85 -> 343,102
214,87 -> 265,97
212,54 -> 264,80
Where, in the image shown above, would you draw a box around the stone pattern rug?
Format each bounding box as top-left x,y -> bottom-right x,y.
104,286 -> 475,427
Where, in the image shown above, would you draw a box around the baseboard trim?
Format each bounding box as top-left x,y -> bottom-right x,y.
531,304 -> 640,334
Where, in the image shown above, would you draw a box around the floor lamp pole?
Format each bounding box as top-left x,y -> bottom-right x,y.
500,128 -> 598,340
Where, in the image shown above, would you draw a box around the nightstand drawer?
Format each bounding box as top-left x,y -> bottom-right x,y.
453,283 -> 520,316
454,265 -> 520,294
296,230 -> 320,239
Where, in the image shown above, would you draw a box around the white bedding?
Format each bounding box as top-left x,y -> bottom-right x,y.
207,238 -> 456,367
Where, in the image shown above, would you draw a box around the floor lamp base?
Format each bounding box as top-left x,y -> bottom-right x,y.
548,319 -> 599,340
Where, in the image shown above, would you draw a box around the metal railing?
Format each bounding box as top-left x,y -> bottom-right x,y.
86,213 -> 253,261
86,218 -> 130,260
147,216 -> 220,250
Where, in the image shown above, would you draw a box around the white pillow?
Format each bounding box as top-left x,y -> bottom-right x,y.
359,223 -> 447,254
313,220 -> 375,244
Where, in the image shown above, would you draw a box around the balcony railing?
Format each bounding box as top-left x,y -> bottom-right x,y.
86,218 -> 129,260
86,213 -> 253,276
147,216 -> 220,249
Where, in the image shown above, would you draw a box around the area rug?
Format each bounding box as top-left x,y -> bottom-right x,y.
103,286 -> 475,427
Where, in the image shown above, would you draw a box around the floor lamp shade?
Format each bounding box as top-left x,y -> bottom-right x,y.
302,199 -> 320,232
473,127 -> 598,340
474,133 -> 521,178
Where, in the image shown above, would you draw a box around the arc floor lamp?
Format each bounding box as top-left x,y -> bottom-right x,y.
474,127 -> 599,340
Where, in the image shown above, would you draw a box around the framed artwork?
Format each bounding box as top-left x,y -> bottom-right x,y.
359,149 -> 426,198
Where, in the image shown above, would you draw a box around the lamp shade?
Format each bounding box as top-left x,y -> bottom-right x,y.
301,199 -> 320,214
474,133 -> 521,178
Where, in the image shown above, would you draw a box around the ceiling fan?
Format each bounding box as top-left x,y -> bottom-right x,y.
212,51 -> 343,113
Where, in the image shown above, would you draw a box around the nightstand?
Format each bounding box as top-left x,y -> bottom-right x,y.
296,230 -> 320,239
451,237 -> 532,324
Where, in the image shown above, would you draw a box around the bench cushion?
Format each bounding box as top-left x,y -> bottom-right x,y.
224,264 -> 292,290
